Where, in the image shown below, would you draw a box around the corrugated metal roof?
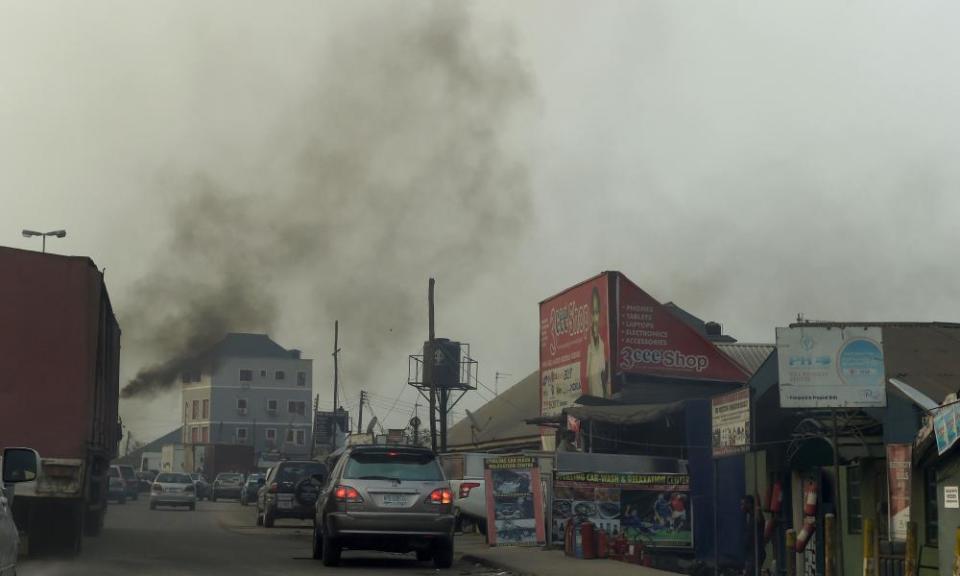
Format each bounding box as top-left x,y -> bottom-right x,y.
447,371 -> 541,449
717,343 -> 775,377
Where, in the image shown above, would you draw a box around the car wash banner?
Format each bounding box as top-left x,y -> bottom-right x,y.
540,274 -> 611,416
484,456 -> 545,547
886,443 -> 912,541
552,471 -> 692,548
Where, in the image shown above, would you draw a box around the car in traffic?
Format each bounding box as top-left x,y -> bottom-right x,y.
312,445 -> 455,568
257,460 -> 326,528
211,472 -> 244,501
115,464 -> 140,501
150,472 -> 197,510
190,473 -> 210,500
240,473 -> 263,506
107,465 -> 127,504
1,448 -> 39,576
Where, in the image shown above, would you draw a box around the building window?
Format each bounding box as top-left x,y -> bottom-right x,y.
237,398 -> 248,414
266,399 -> 278,413
847,464 -> 862,534
286,429 -> 295,444
297,372 -> 307,387
202,399 -> 209,419
181,371 -> 201,383
926,467 -> 939,545
275,370 -> 286,381
201,426 -> 209,443
296,430 -> 305,446
191,427 -> 198,443
192,400 -> 199,420
265,428 -> 277,443
288,400 -> 306,416
260,369 -> 267,378
236,428 -> 248,443
239,369 -> 253,382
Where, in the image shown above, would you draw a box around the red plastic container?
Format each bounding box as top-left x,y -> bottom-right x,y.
595,529 -> 609,558
579,523 -> 596,559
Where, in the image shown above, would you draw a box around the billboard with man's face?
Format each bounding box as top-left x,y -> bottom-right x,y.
539,274 -> 610,417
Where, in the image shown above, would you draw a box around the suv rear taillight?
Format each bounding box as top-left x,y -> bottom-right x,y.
334,485 -> 363,503
268,482 -> 279,494
459,482 -> 480,499
427,488 -> 453,505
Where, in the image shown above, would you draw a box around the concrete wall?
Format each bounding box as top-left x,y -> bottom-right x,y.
937,456 -> 960,573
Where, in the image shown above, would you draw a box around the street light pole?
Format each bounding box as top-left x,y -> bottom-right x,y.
22,229 -> 67,253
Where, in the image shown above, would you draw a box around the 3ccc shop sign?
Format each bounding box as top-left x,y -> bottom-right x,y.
619,347 -> 710,373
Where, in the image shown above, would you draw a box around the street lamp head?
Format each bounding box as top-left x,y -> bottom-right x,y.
49,230 -> 66,238
22,229 -> 42,238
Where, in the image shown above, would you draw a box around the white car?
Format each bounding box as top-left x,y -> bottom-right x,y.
150,472 -> 197,510
1,447 -> 40,575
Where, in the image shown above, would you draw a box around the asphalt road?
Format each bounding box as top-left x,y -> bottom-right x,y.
18,497 -> 502,576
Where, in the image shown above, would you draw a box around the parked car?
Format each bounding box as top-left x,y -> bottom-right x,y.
211,472 -> 244,501
312,445 -> 455,568
115,465 -> 140,501
190,473 -> 210,500
257,460 -> 326,528
150,472 -> 196,510
240,474 -> 263,506
1,448 -> 40,575
439,453 -> 492,534
107,466 -> 126,504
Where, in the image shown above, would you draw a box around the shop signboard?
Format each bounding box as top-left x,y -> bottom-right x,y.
776,326 -> 886,408
933,398 -> 960,455
552,471 -> 692,548
886,443 -> 912,541
540,274 -> 611,416
484,456 -> 545,546
614,275 -> 749,391
711,388 -> 750,458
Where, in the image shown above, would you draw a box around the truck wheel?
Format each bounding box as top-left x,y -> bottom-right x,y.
321,533 -> 341,566
264,508 -> 275,528
432,538 -> 453,569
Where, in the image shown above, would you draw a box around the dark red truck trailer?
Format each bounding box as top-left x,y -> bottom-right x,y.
0,246 -> 121,554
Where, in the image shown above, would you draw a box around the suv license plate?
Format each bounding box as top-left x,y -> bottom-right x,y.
382,495 -> 407,507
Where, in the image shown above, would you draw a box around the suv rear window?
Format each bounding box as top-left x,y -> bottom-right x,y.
344,451 -> 443,481
276,462 -> 327,482
217,473 -> 242,481
119,466 -> 136,480
157,473 -> 191,483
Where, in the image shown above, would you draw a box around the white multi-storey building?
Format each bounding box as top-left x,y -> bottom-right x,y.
181,333 -> 313,463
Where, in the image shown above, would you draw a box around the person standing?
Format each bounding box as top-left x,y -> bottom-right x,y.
585,286 -> 609,398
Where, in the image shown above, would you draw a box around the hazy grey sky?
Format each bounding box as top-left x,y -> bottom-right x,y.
3,1 -> 959,442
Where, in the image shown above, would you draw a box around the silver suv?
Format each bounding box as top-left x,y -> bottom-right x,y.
312,446 -> 454,568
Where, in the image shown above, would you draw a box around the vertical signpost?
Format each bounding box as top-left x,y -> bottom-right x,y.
777,325 -> 888,576
712,388 -> 752,575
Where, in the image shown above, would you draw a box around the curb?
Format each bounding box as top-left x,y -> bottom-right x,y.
460,553 -> 533,576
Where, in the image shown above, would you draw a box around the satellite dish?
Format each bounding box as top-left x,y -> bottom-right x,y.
366,416 -> 379,436
465,409 -> 490,431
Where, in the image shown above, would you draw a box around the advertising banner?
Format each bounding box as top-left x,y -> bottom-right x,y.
552,472 -> 692,548
712,388 -> 751,458
933,400 -> 960,455
614,275 -> 749,389
886,443 -> 912,541
540,275 -> 611,416
484,456 -> 545,547
776,326 -> 886,408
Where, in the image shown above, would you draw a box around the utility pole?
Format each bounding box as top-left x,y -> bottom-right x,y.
412,402 -> 420,446
332,321 -> 340,412
358,391 -> 366,434
428,279 -> 437,453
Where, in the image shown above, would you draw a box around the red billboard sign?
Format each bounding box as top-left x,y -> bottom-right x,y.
539,274 -> 611,417
615,275 -> 749,388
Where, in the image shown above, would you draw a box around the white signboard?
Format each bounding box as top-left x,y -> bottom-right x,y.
776,326 -> 886,408
945,486 -> 959,509
712,388 -> 750,458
